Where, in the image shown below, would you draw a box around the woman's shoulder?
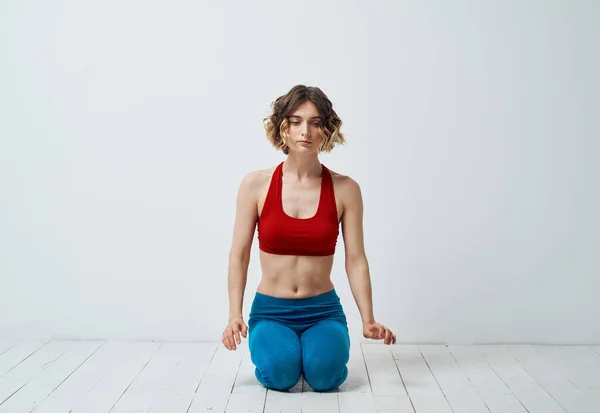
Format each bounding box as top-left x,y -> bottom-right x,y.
238,164 -> 279,192
327,167 -> 360,188
327,167 -> 362,197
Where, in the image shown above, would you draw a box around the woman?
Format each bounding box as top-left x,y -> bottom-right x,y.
222,85 -> 396,392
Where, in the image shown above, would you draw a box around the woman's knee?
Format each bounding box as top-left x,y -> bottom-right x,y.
254,357 -> 301,391
303,360 -> 348,392
249,321 -> 302,391
300,320 -> 350,391
253,346 -> 302,390
302,351 -> 349,391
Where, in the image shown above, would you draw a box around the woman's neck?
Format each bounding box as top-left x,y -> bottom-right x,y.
282,153 -> 321,180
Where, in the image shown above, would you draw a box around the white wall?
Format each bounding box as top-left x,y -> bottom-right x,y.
1,0 -> 599,345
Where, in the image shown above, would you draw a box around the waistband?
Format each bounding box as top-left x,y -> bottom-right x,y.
248,288 -> 346,333
252,288 -> 340,306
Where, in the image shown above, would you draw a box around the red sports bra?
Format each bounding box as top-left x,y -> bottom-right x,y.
258,162 -> 339,256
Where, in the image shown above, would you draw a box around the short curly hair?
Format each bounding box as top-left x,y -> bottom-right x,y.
263,85 -> 345,155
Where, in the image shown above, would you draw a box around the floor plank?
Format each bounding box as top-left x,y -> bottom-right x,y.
0,340 -> 49,379
0,343 -> 14,357
507,344 -> 595,413
392,345 -> 453,413
110,342 -> 217,413
561,346 -> 600,391
300,386 -> 339,413
338,393 -> 378,413
226,344 -> 266,413
374,394 -> 417,413
0,340 -> 75,406
363,344 -> 413,412
535,345 -> 600,391
71,341 -> 160,413
362,343 -> 406,395
420,344 -> 490,412
0,341 -> 102,413
186,343 -> 243,413
534,345 -> 600,409
32,341 -> 159,413
474,345 -> 567,413
338,343 -> 377,413
263,378 -> 303,413
448,345 -> 529,413
0,339 -> 594,413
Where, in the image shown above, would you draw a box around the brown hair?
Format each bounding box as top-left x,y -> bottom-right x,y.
263,85 -> 345,155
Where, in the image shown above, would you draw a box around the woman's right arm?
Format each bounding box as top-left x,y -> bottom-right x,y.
227,172 -> 259,323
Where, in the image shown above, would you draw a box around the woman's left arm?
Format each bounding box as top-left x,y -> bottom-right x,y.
341,177 -> 396,345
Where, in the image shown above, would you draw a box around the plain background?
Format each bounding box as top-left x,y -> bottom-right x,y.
1,0 -> 598,345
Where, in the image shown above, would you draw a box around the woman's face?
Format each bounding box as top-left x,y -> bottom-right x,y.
285,100 -> 324,154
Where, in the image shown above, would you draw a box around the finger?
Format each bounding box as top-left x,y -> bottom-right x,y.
226,334 -> 235,350
242,324 -> 248,338
229,331 -> 237,350
221,332 -> 228,349
224,332 -> 235,350
222,334 -> 231,350
233,327 -> 241,344
222,331 -> 230,350
385,329 -> 392,344
378,325 -> 385,339
392,334 -> 397,344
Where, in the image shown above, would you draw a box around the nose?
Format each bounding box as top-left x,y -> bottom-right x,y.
301,122 -> 310,137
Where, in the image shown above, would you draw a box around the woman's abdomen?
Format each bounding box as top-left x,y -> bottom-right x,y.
257,252 -> 335,298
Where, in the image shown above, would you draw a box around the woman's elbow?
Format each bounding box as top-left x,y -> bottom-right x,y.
345,252 -> 368,271
229,247 -> 251,267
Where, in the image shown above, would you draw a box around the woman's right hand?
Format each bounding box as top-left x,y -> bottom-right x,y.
222,317 -> 248,350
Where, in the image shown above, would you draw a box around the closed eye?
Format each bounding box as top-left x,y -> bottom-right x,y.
290,121 -> 321,127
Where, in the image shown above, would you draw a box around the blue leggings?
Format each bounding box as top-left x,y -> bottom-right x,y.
248,289 -> 350,392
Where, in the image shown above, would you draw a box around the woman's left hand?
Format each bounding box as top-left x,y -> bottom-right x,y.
363,322 -> 396,345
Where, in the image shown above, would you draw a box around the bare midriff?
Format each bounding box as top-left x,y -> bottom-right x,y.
256,251 -> 336,298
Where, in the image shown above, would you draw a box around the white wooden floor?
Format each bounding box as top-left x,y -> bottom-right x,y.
0,340 -> 599,413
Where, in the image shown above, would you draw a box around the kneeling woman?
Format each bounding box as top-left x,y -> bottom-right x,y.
222,85 -> 396,392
